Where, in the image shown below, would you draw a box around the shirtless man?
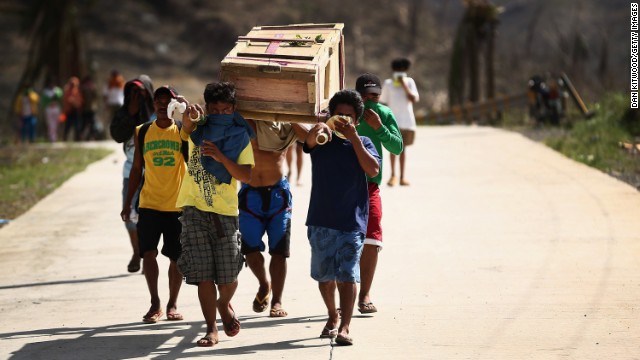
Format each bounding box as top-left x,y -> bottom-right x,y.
239,120 -> 309,317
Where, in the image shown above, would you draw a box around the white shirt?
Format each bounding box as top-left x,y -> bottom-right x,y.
380,77 -> 419,130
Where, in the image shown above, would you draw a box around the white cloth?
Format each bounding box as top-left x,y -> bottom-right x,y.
122,137 -> 135,178
380,77 -> 419,130
105,86 -> 124,106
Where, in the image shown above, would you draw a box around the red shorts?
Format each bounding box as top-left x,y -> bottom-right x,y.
365,182 -> 383,247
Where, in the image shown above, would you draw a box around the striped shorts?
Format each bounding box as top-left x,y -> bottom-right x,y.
178,206 -> 244,285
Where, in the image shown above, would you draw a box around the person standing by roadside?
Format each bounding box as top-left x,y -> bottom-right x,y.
355,73 -> 403,315
121,85 -> 187,324
103,69 -> 125,128
80,75 -> 99,140
111,75 -> 155,273
380,58 -> 419,186
14,85 -> 40,143
62,76 -> 83,141
176,81 -> 254,347
41,77 -> 63,142
304,89 -> 381,346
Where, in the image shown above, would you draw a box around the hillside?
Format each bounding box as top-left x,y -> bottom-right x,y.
0,0 -> 629,140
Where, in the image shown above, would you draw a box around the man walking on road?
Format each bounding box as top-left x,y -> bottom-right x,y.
355,73 -> 403,315
176,82 -> 254,347
239,120 -> 308,318
121,85 -> 187,324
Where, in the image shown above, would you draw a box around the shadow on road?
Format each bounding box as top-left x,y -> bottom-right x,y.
3,315 -> 330,359
0,274 -> 132,290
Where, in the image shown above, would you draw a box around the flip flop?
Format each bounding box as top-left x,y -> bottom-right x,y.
166,312 -> 183,321
358,302 -> 378,314
269,307 -> 288,318
222,304 -> 241,337
335,333 -> 353,346
127,258 -> 141,273
196,336 -> 218,347
319,326 -> 338,339
142,309 -> 163,323
252,288 -> 270,313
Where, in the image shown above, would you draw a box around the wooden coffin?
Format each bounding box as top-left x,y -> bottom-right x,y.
220,23 -> 345,123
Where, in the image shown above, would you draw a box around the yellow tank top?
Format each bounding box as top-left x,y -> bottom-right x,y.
137,122 -> 186,212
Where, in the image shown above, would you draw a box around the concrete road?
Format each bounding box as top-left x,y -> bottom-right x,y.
1,126 -> 639,359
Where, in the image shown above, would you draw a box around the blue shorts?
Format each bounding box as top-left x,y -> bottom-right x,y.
239,178 -> 292,257
307,226 -> 364,283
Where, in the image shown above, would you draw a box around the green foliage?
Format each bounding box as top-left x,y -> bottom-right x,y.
0,146 -> 112,221
544,93 -> 640,181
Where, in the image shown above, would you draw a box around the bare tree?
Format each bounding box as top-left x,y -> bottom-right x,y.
9,0 -> 87,119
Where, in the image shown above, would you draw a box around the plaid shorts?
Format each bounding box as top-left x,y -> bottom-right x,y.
178,206 -> 244,285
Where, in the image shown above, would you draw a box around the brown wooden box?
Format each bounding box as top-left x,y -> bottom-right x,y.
220,23 -> 345,123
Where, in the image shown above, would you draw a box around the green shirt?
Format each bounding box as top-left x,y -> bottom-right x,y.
356,101 -> 403,185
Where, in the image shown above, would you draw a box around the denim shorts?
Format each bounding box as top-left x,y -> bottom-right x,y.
307,226 -> 364,283
239,178 -> 292,257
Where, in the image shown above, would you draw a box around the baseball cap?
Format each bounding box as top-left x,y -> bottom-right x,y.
153,85 -> 178,99
356,73 -> 382,95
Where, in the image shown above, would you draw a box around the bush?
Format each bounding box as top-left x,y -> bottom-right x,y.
544,93 -> 640,187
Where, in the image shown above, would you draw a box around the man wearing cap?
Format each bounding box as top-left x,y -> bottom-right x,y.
121,85 -> 188,324
355,73 -> 403,315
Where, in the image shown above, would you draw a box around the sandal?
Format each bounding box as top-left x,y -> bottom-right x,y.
252,287 -> 270,313
196,335 -> 218,347
127,257 -> 141,273
142,309 -> 163,323
320,326 -> 338,339
166,311 -> 183,321
222,304 -> 241,337
269,307 -> 288,318
358,302 -> 378,314
335,333 -> 353,346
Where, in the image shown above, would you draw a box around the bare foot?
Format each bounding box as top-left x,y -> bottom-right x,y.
196,331 -> 219,347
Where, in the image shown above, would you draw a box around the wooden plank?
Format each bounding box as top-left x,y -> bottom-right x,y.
221,59 -> 317,73
232,76 -> 310,103
265,33 -> 284,54
221,66 -> 316,81
236,52 -> 315,61
238,36 -> 315,43
255,23 -> 344,31
238,110 -> 322,124
236,100 -> 315,115
307,82 -> 316,103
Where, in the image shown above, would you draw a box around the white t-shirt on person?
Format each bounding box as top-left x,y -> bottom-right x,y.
380,77 -> 419,130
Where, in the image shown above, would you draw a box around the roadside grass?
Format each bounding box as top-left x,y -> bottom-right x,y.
0,145 -> 112,222
543,93 -> 640,188
499,92 -> 640,189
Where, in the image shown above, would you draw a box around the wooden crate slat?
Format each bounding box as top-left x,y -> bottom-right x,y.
232,76 -> 311,103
